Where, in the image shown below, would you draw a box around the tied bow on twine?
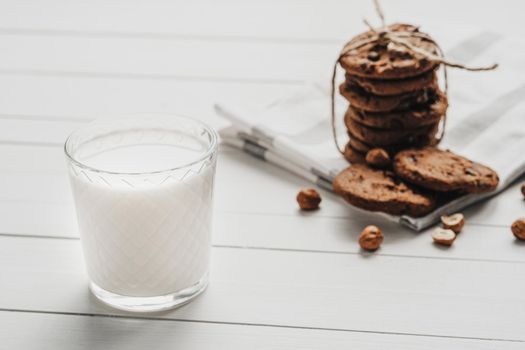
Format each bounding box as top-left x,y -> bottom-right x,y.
331,0 -> 498,155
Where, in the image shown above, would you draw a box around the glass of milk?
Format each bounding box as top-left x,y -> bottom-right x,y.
64,115 -> 218,312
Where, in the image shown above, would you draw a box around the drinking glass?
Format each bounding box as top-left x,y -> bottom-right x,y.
64,115 -> 218,312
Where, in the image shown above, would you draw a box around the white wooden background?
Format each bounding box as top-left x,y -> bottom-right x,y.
1,0 -> 525,348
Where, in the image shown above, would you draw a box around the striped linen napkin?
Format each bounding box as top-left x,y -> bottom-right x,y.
215,28 -> 525,231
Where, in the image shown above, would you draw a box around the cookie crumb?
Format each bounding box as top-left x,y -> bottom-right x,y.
296,188 -> 321,211
359,225 -> 384,251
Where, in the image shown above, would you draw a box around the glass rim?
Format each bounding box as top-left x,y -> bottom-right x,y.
64,114 -> 219,176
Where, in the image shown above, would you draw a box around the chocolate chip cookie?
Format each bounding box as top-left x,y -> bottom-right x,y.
339,80 -> 439,112
339,23 -> 439,80
346,117 -> 440,146
348,133 -> 435,156
345,70 -> 437,96
343,142 -> 366,164
333,164 -> 436,217
345,91 -> 447,129
348,136 -> 373,154
393,148 -> 499,193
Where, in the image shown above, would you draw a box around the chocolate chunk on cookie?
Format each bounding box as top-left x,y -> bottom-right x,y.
345,91 -> 447,129
345,70 -> 437,96
339,23 -> 439,80
346,117 -> 440,147
333,164 -> 436,217
339,81 -> 438,112
393,148 -> 499,193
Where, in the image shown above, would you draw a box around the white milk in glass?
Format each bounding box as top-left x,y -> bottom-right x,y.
69,137 -> 216,297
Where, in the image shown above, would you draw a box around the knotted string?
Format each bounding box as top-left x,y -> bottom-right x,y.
331,0 -> 498,154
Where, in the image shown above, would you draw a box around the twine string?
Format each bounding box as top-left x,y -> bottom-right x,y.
373,0 -> 386,28
331,0 -> 498,155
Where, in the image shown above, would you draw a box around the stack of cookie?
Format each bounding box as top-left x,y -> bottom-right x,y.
338,23 -> 448,163
332,23 -> 500,218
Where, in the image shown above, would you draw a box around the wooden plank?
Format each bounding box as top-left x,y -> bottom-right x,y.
0,118 -> 85,145
0,235 -> 524,341
0,75 -> 297,127
0,0 -> 521,41
1,311 -> 522,350
1,186 -> 523,264
0,0 -> 360,42
0,34 -> 335,83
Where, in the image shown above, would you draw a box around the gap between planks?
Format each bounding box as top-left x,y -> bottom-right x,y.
0,68 -> 307,86
0,232 -> 521,265
0,27 -> 344,45
0,308 -> 523,344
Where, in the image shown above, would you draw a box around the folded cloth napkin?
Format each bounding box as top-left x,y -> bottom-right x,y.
215,27 -> 525,231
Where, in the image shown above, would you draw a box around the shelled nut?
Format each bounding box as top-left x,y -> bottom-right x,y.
359,225 -> 384,251
511,218 -> 525,240
296,188 -> 321,210
432,227 -> 456,246
441,213 -> 465,234
365,148 -> 391,169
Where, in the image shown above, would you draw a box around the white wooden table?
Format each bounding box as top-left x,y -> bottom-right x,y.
1,1 -> 525,348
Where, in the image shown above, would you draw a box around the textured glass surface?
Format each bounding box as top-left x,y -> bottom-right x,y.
65,115 -> 218,311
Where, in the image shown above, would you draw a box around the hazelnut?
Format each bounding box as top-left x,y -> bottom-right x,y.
365,148 -> 391,169
511,218 -> 525,240
521,183 -> 525,199
440,213 -> 465,234
432,228 -> 456,246
359,225 -> 383,251
296,188 -> 321,210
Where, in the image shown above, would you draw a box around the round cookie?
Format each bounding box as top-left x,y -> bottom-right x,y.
345,70 -> 437,96
393,148 -> 499,193
345,92 -> 447,129
333,164 -> 436,217
339,23 -> 440,80
343,142 -> 366,164
348,136 -> 373,154
346,118 -> 440,146
348,134 -> 435,157
339,81 -> 438,112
